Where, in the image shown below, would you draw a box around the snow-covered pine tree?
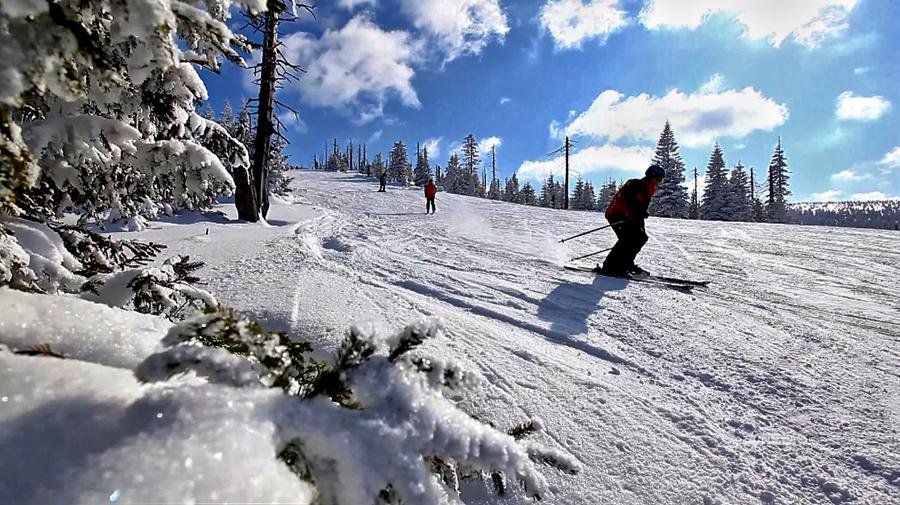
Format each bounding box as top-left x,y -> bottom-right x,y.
1,0 -> 253,234
267,135 -> 293,198
700,143 -> 730,221
571,179 -> 585,210
648,121 -> 689,218
766,137 -> 791,223
554,180 -> 565,209
443,153 -> 463,194
220,101 -> 236,134
479,167 -> 488,198
434,165 -> 443,185
725,162 -> 752,221
750,166 -> 765,222
520,182 -> 538,205
460,134 -> 480,196
582,181 -> 597,211
539,175 -> 556,208
371,153 -> 386,177
597,180 -> 618,211
688,167 -> 700,219
503,173 -> 520,202
388,141 -> 412,185
413,145 -> 432,186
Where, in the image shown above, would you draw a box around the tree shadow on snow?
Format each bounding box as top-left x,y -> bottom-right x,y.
537,274 -> 626,336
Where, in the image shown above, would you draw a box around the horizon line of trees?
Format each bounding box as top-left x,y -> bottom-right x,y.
309,126 -> 897,230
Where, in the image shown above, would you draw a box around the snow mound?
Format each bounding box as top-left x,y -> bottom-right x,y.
0,288 -> 167,369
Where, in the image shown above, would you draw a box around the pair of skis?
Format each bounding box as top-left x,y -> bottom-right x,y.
564,265 -> 709,292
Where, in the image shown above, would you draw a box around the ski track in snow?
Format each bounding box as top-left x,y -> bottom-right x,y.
124,172 -> 900,504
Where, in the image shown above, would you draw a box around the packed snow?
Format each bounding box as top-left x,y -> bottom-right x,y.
3,170 -> 899,504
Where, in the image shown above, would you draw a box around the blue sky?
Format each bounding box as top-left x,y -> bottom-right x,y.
203,0 -> 900,202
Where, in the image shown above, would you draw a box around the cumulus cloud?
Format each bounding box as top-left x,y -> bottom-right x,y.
878,146 -> 900,168
517,143 -> 653,180
699,73 -> 726,94
422,137 -> 442,159
499,97 -> 511,105
556,82 -> 788,147
811,189 -> 844,201
281,16 -> 421,123
830,169 -> 869,182
478,136 -> 502,155
835,91 -> 891,121
539,0 -> 628,50
850,191 -> 896,201
277,110 -> 308,134
639,0 -> 861,48
397,0 -> 509,63
337,0 -> 376,9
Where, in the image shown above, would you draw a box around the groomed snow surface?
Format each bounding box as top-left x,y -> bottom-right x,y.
3,170 -> 899,504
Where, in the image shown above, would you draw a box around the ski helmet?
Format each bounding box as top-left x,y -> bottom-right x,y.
646,165 -> 665,179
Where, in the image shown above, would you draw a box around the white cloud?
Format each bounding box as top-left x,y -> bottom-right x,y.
281,16 -> 421,124
277,110 -> 308,134
517,143 -> 653,180
478,136 -> 502,155
499,97 -> 511,105
558,85 -> 788,148
830,169 -> 869,182
853,66 -> 871,75
422,137 -> 442,159
337,0 -> 376,10
878,146 -> 900,168
835,91 -> 891,121
699,73 -> 726,94
850,191 -> 895,201
639,0 -> 861,48
539,0 -> 628,50
368,130 -> 383,143
397,0 -> 509,63
811,189 -> 844,201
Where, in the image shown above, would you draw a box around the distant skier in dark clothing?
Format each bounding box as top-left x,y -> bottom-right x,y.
378,172 -> 387,192
600,165 -> 665,277
424,177 -> 437,214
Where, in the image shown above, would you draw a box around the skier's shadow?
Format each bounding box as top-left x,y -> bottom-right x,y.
537,275 -> 627,335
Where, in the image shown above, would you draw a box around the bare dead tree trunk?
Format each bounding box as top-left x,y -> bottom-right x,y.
235,115 -> 259,221
249,0 -> 282,220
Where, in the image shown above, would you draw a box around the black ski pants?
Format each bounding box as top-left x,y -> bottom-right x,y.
426,198 -> 436,214
379,180 -> 386,192
602,219 -> 647,271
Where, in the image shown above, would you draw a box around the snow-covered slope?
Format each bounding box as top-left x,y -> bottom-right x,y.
7,171 -> 898,504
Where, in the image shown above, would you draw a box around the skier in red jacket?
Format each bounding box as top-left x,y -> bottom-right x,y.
599,165 -> 665,276
424,178 -> 437,214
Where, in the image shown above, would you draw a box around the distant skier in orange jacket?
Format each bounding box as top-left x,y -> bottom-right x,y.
599,164 -> 665,276
424,178 -> 437,214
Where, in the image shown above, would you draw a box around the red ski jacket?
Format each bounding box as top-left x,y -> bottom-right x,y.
424,182 -> 437,199
605,177 -> 659,223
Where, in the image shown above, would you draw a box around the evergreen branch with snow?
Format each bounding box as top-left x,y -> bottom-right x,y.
137,313 -> 580,503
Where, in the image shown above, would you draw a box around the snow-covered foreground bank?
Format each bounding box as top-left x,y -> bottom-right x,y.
4,170 -> 899,504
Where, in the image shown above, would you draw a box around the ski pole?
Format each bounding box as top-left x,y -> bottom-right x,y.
558,221 -> 623,243
570,246 -> 613,262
